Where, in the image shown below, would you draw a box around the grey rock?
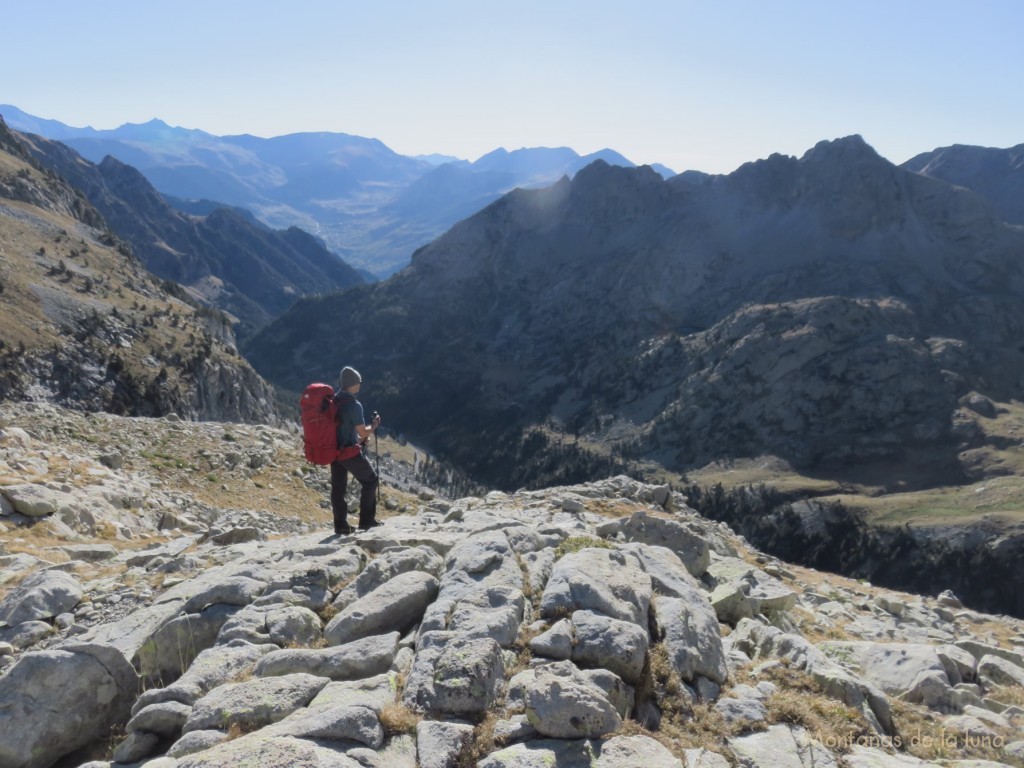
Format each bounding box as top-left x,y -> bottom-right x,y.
570,609 -> 649,685
166,729 -> 229,758
529,619 -> 574,660
335,545 -> 443,606
684,748 -> 732,768
133,641 -> 276,712
540,547 -> 651,626
0,569 -> 83,625
492,714 -> 539,745
175,732 -> 363,767
446,584 -> 525,647
433,636 -> 505,715
309,672 -> 399,714
325,570 -> 438,646
127,700 -> 193,737
1004,742 -> 1024,760
0,642 -> 138,768
255,632 -> 399,680
113,730 -> 161,763
715,696 -> 768,725
266,703 -> 384,748
477,739 -> 601,768
416,720 -> 475,768
730,619 -> 893,735
938,644 -> 977,684
597,510 -> 711,577
181,576 -> 266,613
942,715 -> 999,739
730,724 -> 838,768
955,639 -> 1024,668
519,662 -> 622,738
0,483 -> 78,517
182,672 -> 329,733
620,542 -> 702,597
137,603 -> 241,682
596,734 -> 684,768
60,543 -> 118,562
0,619 -> 53,649
653,592 -> 728,685
403,632 -> 505,715
705,558 -> 797,620
979,654 -> 1024,687
818,641 -> 955,711
842,745 -> 931,768
208,526 -> 265,545
265,605 -> 323,646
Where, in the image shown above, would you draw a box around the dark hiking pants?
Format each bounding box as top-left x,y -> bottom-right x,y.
330,452 -> 378,530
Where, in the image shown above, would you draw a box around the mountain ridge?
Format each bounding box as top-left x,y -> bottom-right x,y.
0,106 -> 675,275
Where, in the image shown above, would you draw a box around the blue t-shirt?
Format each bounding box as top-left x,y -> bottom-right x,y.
334,391 -> 365,448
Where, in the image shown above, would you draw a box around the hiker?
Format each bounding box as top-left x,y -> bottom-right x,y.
331,366 -> 382,534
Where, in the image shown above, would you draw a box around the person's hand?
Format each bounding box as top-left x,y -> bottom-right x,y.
371,413 -> 381,429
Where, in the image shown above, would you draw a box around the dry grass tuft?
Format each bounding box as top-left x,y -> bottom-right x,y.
454,712 -> 499,768
379,703 -> 422,736
889,699 -> 1022,767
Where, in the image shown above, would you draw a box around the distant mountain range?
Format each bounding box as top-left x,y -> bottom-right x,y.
0,105 -> 676,276
245,135 -> 1024,490
12,127 -> 364,340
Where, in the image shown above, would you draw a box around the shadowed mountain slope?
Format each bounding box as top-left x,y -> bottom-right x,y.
245,135 -> 1024,489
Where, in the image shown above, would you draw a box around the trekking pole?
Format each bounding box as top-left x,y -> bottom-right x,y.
372,411 -> 381,504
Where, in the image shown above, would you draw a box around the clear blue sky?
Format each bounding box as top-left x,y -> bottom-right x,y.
5,0 -> 1023,174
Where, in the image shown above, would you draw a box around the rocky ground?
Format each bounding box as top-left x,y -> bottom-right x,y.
1,405 -> 1024,768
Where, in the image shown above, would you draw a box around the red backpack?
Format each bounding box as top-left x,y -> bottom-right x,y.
300,383 -> 360,465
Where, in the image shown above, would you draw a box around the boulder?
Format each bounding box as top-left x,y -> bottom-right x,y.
596,734 -> 684,767
978,654 -> 1024,687
166,729 -> 229,758
403,632 -> 505,715
529,619 -> 574,660
0,642 -> 138,768
334,545 -> 443,607
0,569 -> 83,625
266,703 -> 384,748
324,570 -> 438,645
255,632 -> 400,680
127,700 -> 193,737
729,620 -> 893,735
596,511 -> 711,577
520,662 -> 623,739
477,739 -> 601,768
182,672 -> 329,733
432,636 -> 505,715
540,547 -> 652,626
729,724 -> 838,768
653,592 -> 729,685
175,732 -> 363,767
819,641 -> 957,712
137,603 -> 241,682
446,584 -> 525,647
570,609 -> 649,685
181,575 -> 267,613
704,558 -> 797,621
309,672 -> 400,714
0,483 -> 78,517
416,720 -> 475,768
133,640 -> 276,711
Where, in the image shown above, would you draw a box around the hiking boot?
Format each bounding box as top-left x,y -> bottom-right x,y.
335,524 -> 354,535
359,520 -> 384,531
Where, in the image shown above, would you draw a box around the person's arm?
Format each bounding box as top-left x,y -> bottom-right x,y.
355,413 -> 381,441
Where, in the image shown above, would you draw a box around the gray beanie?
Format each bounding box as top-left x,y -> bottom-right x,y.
339,366 -> 362,389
